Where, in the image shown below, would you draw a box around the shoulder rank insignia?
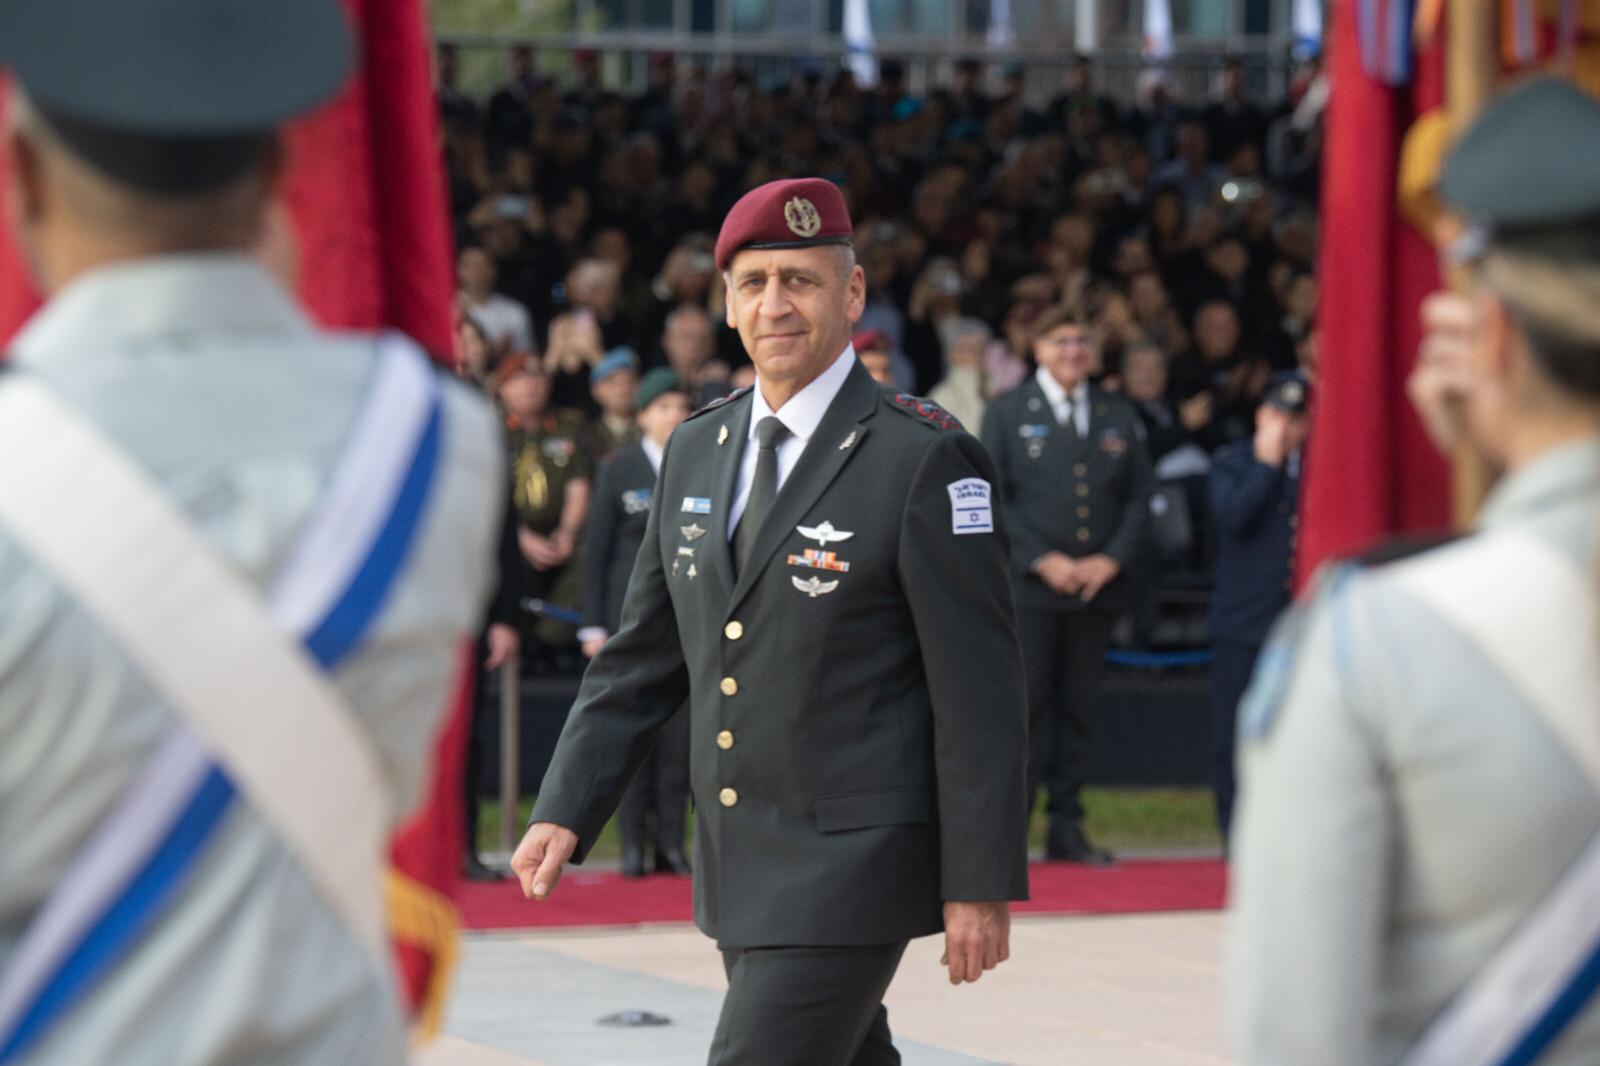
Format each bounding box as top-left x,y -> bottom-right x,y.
791,575 -> 840,598
889,393 -> 963,431
797,520 -> 853,546
685,386 -> 752,423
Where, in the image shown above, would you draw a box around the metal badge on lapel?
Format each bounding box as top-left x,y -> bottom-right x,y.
681,497 -> 712,515
718,425 -> 729,446
687,563 -> 699,580
680,523 -> 707,542
839,430 -> 857,451
791,575 -> 839,598
787,549 -> 851,572
797,520 -> 853,546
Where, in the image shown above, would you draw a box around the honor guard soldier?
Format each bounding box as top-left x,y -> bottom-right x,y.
981,305 -> 1155,865
514,177 -> 1030,1066
578,368 -> 694,878
1206,370 -> 1308,841
1230,78 -> 1600,1065
497,353 -> 593,651
0,1 -> 502,1062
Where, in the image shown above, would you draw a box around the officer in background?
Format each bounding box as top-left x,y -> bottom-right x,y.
0,2 -> 501,1060
497,353 -> 592,659
982,304 -> 1154,865
1206,370 -> 1308,841
578,368 -> 694,878
514,178 -> 1028,1066
1230,78 -> 1600,1064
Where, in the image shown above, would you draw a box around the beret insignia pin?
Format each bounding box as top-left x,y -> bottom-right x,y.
784,197 -> 822,238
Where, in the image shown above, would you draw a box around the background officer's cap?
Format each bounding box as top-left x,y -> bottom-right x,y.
1261,371 -> 1310,415
1440,77 -> 1600,344
0,0 -> 351,193
637,368 -> 687,410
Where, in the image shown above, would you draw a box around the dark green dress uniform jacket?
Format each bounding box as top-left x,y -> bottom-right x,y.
580,441 -> 655,634
981,379 -> 1154,614
531,362 -> 1030,948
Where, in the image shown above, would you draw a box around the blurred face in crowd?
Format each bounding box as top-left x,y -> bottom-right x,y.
1285,273 -> 1318,325
592,368 -> 638,419
1128,271 -> 1170,321
567,259 -> 620,317
454,313 -> 491,379
948,329 -> 990,370
1113,235 -> 1154,279
1121,345 -> 1169,403
859,347 -> 895,386
1207,237 -> 1250,283
457,247 -> 496,299
725,245 -> 866,403
1194,301 -> 1242,363
1034,323 -> 1096,392
663,308 -> 714,376
498,364 -> 550,422
637,390 -> 690,447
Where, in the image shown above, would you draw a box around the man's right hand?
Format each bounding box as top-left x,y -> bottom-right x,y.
511,822 -> 579,901
1253,407 -> 1291,467
1034,552 -> 1083,596
1410,291 -> 1480,455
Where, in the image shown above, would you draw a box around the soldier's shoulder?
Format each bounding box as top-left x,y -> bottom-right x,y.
1089,385 -> 1139,420
883,391 -> 965,433
1347,532 -> 1466,570
684,386 -> 751,424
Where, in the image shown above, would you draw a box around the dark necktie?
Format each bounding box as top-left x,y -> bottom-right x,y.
733,416 -> 789,576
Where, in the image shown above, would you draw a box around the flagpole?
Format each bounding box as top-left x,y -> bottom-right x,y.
1446,0 -> 1498,527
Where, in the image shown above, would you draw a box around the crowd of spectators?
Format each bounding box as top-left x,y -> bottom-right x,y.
440,43 -> 1327,661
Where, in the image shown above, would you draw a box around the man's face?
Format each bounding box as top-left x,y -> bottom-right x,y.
637,391 -> 691,444
1195,303 -> 1241,361
1122,349 -> 1168,402
724,246 -> 865,392
859,349 -> 894,385
663,312 -> 713,372
592,369 -> 638,417
458,249 -> 495,295
1033,324 -> 1095,391
499,369 -> 549,420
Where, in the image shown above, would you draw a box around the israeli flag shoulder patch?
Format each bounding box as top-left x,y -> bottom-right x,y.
947,477 -> 993,535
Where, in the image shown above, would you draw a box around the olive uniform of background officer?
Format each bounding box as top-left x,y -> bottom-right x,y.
1230,79 -> 1600,1064
981,305 -> 1154,865
579,368 -> 694,878
513,178 -> 1029,1066
0,1 -> 502,1060
1205,370 -> 1308,841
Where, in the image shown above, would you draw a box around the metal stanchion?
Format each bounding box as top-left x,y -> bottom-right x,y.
495,656 -> 521,865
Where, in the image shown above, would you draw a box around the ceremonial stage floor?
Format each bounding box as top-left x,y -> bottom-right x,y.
421,858 -> 1234,1065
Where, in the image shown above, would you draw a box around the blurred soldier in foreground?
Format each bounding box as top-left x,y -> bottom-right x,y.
1206,370 -> 1308,842
1230,78 -> 1600,1065
0,2 -> 501,1061
514,178 -> 1028,1065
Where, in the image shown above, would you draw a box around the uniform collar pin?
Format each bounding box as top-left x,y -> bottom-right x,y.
717,425 -> 729,446
839,430 -> 857,451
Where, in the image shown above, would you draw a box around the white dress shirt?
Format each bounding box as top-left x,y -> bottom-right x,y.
642,434 -> 665,474
1035,366 -> 1089,437
728,344 -> 857,537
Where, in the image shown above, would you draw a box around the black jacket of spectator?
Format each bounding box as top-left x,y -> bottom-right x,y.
1206,439 -> 1299,645
581,441 -> 655,634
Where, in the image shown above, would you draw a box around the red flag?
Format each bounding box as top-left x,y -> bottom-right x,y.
0,0 -> 466,1029
1298,0 -> 1452,580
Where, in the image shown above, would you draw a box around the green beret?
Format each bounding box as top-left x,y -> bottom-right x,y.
637,368 -> 687,411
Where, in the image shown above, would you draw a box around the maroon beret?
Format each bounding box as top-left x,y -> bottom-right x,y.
714,177 -> 854,271
852,328 -> 892,353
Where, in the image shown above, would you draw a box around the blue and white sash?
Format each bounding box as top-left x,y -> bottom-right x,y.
1392,531 -> 1600,1066
0,335 -> 444,1062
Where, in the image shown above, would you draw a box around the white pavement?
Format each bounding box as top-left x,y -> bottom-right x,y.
418,912 -> 1234,1066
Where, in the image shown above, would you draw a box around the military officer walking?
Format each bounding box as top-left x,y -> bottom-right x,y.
1230,79 -> 1600,1065
981,305 -> 1154,865
513,178 -> 1029,1066
1206,370 -> 1307,841
578,368 -> 694,878
0,2 -> 501,1061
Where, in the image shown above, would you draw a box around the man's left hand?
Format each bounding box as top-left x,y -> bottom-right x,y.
1075,554 -> 1121,602
940,901 -> 1011,985
483,623 -> 520,670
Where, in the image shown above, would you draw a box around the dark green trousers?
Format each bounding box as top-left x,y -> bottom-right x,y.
709,942 -> 909,1066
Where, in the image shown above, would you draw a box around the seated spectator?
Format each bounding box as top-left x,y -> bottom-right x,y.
457,244 -> 533,352
495,354 -> 592,662
852,329 -> 899,387
1151,121 -> 1226,214
453,308 -> 497,390
543,304 -> 606,412
929,317 -> 992,435
658,304 -> 732,406
1171,299 -> 1268,449
641,236 -> 718,357
587,347 -> 641,460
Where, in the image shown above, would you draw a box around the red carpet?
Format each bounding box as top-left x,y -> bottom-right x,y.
456,858 -> 1227,931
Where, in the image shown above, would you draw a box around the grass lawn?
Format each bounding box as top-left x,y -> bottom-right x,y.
475,787 -> 1221,863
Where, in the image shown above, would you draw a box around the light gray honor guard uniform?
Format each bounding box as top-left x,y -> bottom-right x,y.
1228,78 -> 1600,1065
0,2 -> 503,1062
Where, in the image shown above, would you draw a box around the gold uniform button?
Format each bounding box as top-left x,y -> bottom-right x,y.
1077,529 -> 1091,542
720,677 -> 739,697
1073,463 -> 1088,477
724,621 -> 744,640
717,730 -> 735,750
719,787 -> 739,808
1076,484 -> 1090,498
1077,505 -> 1091,519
